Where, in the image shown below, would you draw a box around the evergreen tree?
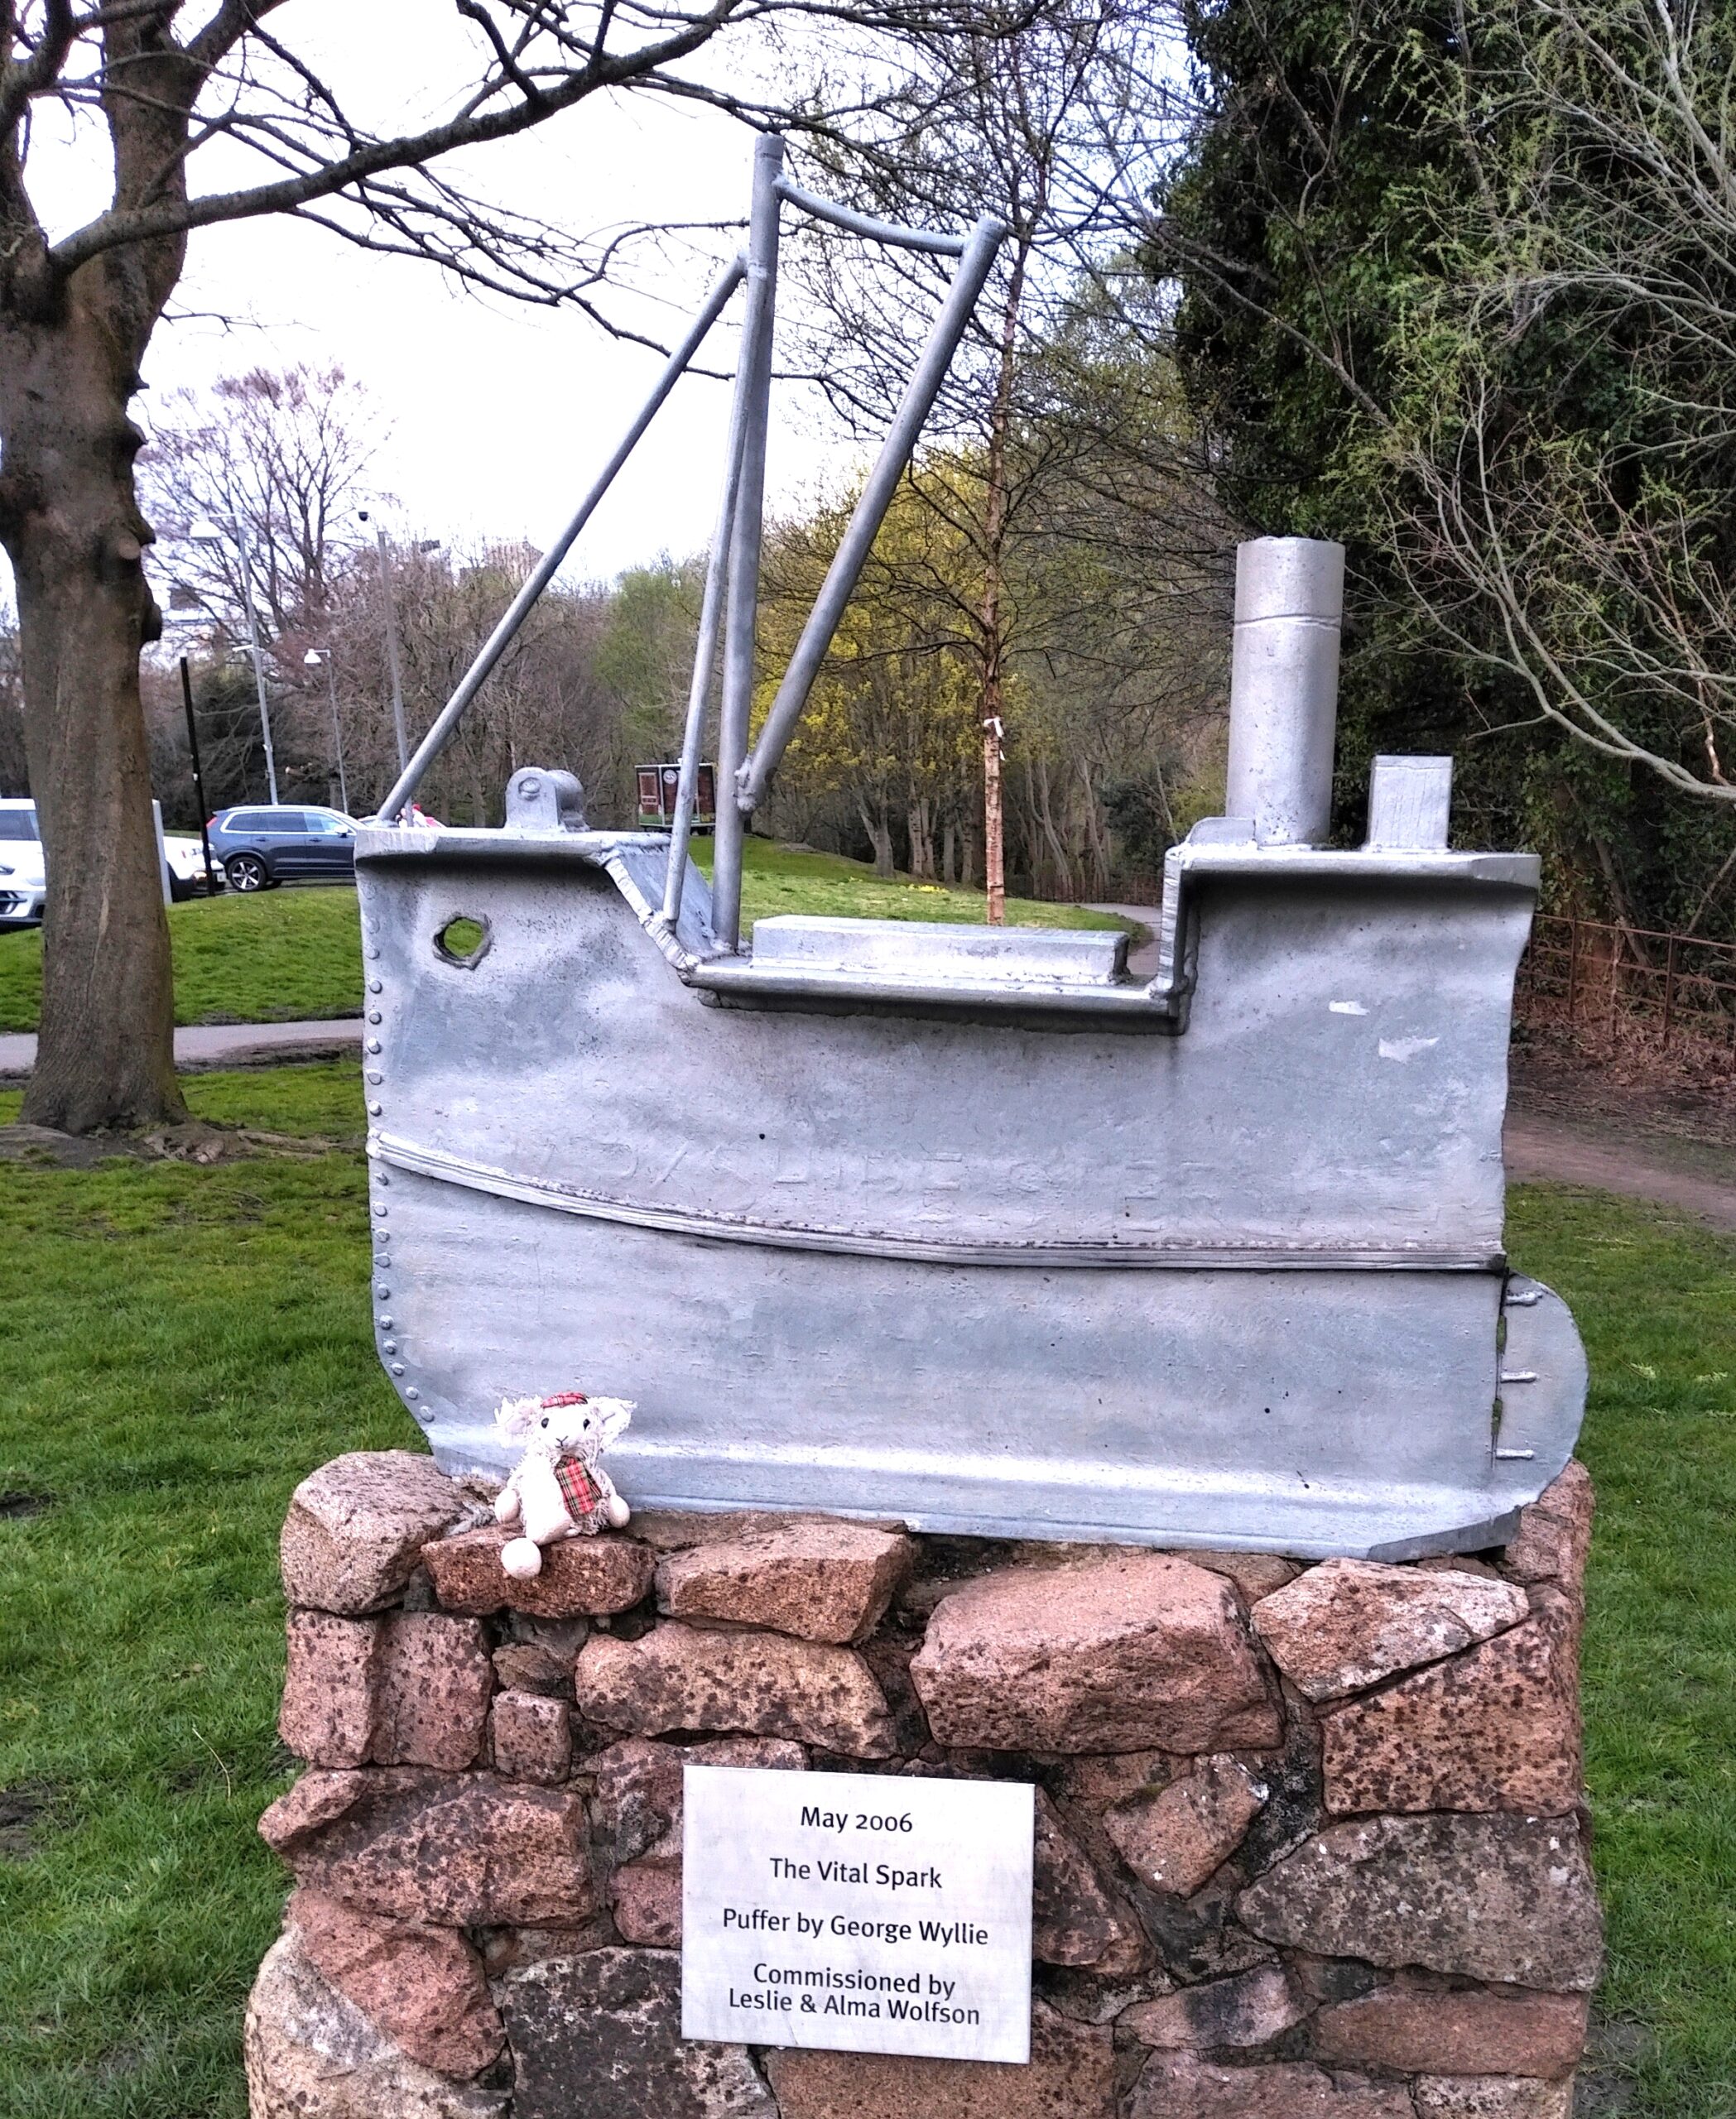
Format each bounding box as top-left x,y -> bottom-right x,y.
1156,0 -> 1736,935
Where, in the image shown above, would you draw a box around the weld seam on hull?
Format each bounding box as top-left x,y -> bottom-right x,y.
427,1461 -> 1524,1561
372,1132 -> 1503,1271
608,1490 -> 1525,1563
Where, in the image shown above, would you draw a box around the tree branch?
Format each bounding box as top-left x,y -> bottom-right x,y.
185,0 -> 288,72
0,0 -> 75,139
51,1 -> 745,272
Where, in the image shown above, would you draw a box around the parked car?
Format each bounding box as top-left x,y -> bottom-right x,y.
207,805 -> 358,891
0,799 -> 45,928
163,834 -> 226,901
2,802 -> 228,921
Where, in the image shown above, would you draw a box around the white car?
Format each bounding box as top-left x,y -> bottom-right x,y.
0,800 -> 224,925
163,833 -> 225,901
0,799 -> 45,928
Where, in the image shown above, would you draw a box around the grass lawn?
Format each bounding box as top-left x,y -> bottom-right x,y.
0,1063 -> 1730,2117
0,887 -> 366,1033
0,842 -> 1126,1033
691,836 -> 1127,935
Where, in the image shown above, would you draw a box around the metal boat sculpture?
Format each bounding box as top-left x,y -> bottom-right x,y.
355,144 -> 1585,1561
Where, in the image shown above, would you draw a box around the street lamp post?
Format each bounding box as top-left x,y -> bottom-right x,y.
190,510 -> 280,805
373,523 -> 410,776
359,514 -> 441,784
230,512 -> 281,806
305,649 -> 350,814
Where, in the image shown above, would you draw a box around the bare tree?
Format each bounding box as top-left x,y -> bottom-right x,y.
142,363 -> 384,637
329,537 -> 629,825
785,0 -> 1195,914
141,389 -> 696,834
0,0 -> 1011,1134
147,541 -> 647,830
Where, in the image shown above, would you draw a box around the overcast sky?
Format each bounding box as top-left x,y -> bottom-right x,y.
154,108 -> 844,577
7,5 -> 872,608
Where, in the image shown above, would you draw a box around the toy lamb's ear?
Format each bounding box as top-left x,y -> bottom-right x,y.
592,1396 -> 635,1447
493,1393 -> 543,1440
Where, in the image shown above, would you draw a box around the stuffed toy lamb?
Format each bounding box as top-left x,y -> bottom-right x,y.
492,1389 -> 634,1578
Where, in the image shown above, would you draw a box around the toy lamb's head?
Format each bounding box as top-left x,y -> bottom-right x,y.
493,1390 -> 634,1465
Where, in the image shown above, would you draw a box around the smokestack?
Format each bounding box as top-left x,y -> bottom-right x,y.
1224,537 -> 1345,846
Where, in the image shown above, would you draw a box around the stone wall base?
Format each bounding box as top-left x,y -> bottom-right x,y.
247,1450 -> 1599,2118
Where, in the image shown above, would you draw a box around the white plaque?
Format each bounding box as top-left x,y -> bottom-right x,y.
680,1766 -> 1034,2062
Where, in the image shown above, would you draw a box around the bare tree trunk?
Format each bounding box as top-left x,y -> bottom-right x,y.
858,798 -> 896,878
941,816 -> 957,885
1034,753 -> 1074,899
978,237 -> 1030,930
1080,763 -> 1111,897
0,16 -> 192,1133
1021,753 -> 1043,894
983,729 -> 1006,920
961,823 -> 979,891
1587,830 -> 1653,966
907,796 -> 935,878
3,314 -> 185,1132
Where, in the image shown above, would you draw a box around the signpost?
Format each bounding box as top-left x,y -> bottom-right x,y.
680,1766 -> 1033,2063
178,656 -> 217,891
636,760 -> 717,831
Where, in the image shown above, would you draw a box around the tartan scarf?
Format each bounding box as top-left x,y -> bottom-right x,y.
555,1454 -> 607,1526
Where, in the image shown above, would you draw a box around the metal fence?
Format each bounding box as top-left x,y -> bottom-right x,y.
1517,914 -> 1736,1054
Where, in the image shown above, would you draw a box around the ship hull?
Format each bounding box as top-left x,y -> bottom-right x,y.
356,827 -> 1585,1557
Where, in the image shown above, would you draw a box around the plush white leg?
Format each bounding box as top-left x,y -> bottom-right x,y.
519,1458 -> 575,1546
500,1536 -> 544,1579
605,1492 -> 632,1529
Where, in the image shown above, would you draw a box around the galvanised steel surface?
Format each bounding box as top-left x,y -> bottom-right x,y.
377,126 -> 1009,970
1224,539 -> 1344,846
354,797 -> 1585,1556
350,164 -> 1587,1559
376,254 -> 747,829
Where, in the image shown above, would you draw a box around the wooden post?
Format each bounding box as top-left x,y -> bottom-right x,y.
983,716 -> 1005,927
1661,935 -> 1679,1049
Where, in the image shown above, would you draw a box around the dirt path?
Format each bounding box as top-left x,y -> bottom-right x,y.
1504,1107 -> 1736,1232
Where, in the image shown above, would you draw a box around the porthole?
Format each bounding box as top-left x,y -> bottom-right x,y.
434,914 -> 491,968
